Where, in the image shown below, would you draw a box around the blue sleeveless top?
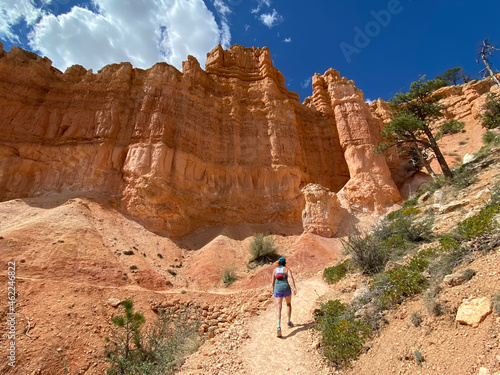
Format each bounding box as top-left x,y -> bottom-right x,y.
274,266 -> 291,293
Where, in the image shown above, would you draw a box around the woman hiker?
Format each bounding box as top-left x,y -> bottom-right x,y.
271,257 -> 297,337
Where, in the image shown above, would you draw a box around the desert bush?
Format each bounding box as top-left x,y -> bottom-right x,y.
482,130 -> 500,146
461,268 -> 476,281
414,350 -> 425,366
437,118 -> 466,139
323,259 -> 350,284
222,266 -> 237,287
420,175 -> 447,194
314,300 -> 371,369
370,247 -> 436,310
138,308 -> 200,374
372,266 -> 428,309
105,300 -> 200,375
342,233 -> 388,275
344,208 -> 433,275
493,294 -> 500,315
450,164 -> 479,189
249,233 -> 279,265
423,293 -> 444,317
410,312 -> 422,327
477,93 -> 500,130
488,183 -> 500,207
455,204 -> 500,240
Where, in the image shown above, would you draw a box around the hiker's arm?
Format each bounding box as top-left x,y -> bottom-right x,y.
288,269 -> 297,295
271,269 -> 276,289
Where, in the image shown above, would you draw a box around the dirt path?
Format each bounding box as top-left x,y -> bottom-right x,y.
179,276 -> 333,375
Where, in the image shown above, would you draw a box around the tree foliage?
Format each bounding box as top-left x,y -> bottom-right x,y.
477,94 -> 500,130
105,300 -> 200,375
435,67 -> 464,86
377,76 -> 460,178
106,299 -> 146,375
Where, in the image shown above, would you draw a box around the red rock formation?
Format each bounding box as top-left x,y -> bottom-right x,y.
301,183 -> 343,237
304,69 -> 401,210
0,43 -> 400,237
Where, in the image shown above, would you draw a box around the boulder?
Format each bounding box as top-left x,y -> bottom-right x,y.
456,297 -> 493,327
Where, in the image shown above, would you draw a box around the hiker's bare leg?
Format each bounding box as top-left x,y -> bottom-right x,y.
285,295 -> 292,321
275,297 -> 283,321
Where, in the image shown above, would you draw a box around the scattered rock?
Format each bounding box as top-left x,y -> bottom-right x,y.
418,191 -> 432,204
433,189 -> 445,203
433,200 -> 467,214
443,270 -> 475,287
456,297 -> 493,327
463,153 -> 477,164
107,298 -> 122,308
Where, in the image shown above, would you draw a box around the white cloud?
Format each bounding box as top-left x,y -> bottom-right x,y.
212,0 -> 232,49
300,77 -> 311,89
2,0 -> 226,72
251,0 -> 271,14
259,9 -> 283,28
0,0 -> 45,42
284,37 -> 291,43
365,98 -> 374,104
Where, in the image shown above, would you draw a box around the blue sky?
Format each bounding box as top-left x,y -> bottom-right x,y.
1,0 -> 499,102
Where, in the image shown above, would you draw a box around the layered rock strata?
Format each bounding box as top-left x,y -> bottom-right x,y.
0,43 -> 399,237
304,69 -> 401,210
301,183 -> 343,237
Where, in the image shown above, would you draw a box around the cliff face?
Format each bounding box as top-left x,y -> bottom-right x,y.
0,43 -> 399,237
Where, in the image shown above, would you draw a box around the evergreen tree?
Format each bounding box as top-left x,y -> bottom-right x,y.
105,299 -> 146,375
378,77 -> 464,179
436,67 -> 463,86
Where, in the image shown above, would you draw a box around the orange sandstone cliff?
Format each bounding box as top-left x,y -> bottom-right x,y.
0,43 -> 400,237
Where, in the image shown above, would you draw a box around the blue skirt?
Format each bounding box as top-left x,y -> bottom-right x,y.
273,290 -> 291,298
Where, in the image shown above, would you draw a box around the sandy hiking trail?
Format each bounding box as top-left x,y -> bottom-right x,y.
180,276 -> 333,375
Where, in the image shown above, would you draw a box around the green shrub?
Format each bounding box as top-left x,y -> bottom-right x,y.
414,350 -> 425,366
493,294 -> 500,315
423,294 -> 444,317
222,266 -> 237,287
488,183 -> 500,207
138,308 -> 200,374
450,165 -> 479,189
105,299 -> 146,375
420,175 -> 446,194
372,266 -> 428,309
342,233 -> 388,275
314,300 -> 371,369
249,233 -> 279,264
323,259 -> 350,284
437,118 -> 465,139
477,94 -> 500,130
455,204 -> 500,240
461,268 -> 476,281
483,130 -> 500,146
105,300 -> 200,375
410,313 -> 422,327
343,208 -> 433,275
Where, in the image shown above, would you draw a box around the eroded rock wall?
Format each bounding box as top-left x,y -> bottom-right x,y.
0,43 -> 398,237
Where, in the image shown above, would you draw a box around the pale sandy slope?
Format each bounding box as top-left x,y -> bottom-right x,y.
179,276 -> 334,375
